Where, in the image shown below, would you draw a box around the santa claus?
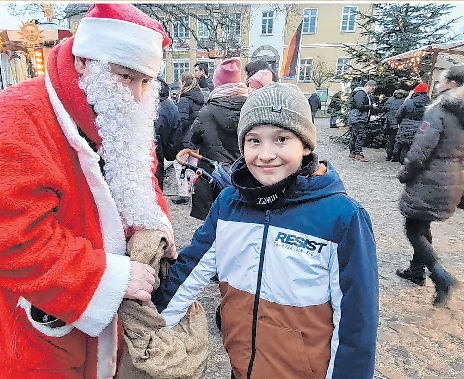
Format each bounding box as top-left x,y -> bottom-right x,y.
0,4 -> 176,378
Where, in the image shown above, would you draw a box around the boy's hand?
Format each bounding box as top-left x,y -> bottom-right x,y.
162,226 -> 178,259
124,261 -> 156,302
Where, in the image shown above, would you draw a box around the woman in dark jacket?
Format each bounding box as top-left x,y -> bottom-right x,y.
396,66 -> 464,306
383,89 -> 407,160
394,83 -> 430,163
188,57 -> 249,220
172,72 -> 205,204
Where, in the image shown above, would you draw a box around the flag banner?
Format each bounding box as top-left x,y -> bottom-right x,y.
280,22 -> 302,78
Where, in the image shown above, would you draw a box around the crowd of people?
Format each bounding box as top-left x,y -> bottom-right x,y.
0,3 -> 463,379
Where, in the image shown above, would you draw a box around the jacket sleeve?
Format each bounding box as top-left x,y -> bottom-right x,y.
177,96 -> 191,131
353,91 -> 372,112
329,207 -> 378,379
398,117 -> 442,184
396,101 -> 407,125
153,198 -> 219,328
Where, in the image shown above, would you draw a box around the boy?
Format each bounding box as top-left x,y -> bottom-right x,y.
154,83 -> 378,379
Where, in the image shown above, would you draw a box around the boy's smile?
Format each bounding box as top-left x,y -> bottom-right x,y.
243,124 -> 311,186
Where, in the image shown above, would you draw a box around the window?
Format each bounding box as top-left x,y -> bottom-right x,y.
299,59 -> 313,82
173,60 -> 190,82
198,14 -> 213,39
158,60 -> 166,82
341,6 -> 357,32
223,13 -> 241,42
262,11 -> 274,35
173,16 -> 190,39
302,8 -> 318,34
336,58 -> 351,75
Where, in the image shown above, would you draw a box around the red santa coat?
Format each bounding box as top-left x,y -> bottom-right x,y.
0,38 -> 171,378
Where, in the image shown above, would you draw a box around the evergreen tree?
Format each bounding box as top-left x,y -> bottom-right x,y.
343,3 -> 461,96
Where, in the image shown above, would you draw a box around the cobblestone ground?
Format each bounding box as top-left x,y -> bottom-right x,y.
162,117 -> 464,379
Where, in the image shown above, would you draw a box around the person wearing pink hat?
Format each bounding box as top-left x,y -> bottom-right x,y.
188,57 -> 249,220
246,69 -> 274,93
0,4 -> 179,378
393,82 -> 430,163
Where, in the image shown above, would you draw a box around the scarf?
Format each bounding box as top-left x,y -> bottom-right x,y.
209,82 -> 248,100
231,153 -> 319,208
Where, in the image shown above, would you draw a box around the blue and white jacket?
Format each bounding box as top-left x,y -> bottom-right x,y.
155,158 -> 378,379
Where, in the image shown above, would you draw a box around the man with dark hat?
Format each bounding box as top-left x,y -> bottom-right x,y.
0,4 -> 177,377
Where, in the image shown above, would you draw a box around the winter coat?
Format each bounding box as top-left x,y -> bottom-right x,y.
0,38 -> 171,378
399,87 -> 464,221
348,87 -> 374,124
188,95 -> 247,220
395,92 -> 430,145
383,92 -> 406,129
308,92 -> 321,115
154,80 -> 180,189
197,76 -> 212,101
174,86 -> 205,152
155,157 -> 378,379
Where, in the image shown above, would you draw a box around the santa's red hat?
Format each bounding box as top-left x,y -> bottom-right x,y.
72,3 -> 169,78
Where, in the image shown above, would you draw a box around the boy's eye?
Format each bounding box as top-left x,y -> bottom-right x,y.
245,137 -> 260,144
118,73 -> 132,80
277,136 -> 288,143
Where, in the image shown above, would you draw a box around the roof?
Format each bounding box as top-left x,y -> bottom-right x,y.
381,39 -> 464,70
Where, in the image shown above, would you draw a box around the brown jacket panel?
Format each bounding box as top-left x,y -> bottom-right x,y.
219,283 -> 333,379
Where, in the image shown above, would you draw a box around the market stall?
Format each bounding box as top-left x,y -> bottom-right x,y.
0,14 -> 71,90
381,39 -> 464,96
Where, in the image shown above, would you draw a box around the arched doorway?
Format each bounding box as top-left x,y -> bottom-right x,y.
250,45 -> 280,74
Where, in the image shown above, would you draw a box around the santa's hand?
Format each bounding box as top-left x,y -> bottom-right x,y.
162,226 -> 178,259
124,261 -> 156,302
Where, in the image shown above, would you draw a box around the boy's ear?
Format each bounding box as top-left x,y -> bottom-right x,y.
303,146 -> 312,156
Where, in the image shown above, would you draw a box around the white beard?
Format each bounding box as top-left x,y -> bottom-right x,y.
78,60 -> 166,230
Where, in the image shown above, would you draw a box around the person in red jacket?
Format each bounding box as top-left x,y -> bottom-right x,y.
0,4 -> 176,378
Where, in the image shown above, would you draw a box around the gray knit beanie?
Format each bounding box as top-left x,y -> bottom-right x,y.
238,82 -> 316,153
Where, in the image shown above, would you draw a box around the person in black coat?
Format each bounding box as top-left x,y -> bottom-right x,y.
154,79 -> 180,190
189,57 -> 249,220
396,65 -> 464,306
347,80 -> 377,162
194,62 -> 213,100
172,72 -> 205,204
394,83 -> 430,164
308,92 -> 321,123
383,89 -> 407,160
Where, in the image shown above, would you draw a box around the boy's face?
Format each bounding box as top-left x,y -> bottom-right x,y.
243,124 -> 311,186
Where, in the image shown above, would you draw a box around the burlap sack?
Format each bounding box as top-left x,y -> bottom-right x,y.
118,229 -> 208,379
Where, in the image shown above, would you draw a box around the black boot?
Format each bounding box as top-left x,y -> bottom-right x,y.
430,265 -> 456,307
396,260 -> 426,286
171,196 -> 190,205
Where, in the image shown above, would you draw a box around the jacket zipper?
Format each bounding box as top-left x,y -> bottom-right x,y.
246,209 -> 271,379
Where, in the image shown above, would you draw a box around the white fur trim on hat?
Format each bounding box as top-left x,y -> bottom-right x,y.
73,18 -> 164,78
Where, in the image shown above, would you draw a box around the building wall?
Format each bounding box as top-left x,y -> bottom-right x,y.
248,4 -> 286,72
283,3 -> 373,98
